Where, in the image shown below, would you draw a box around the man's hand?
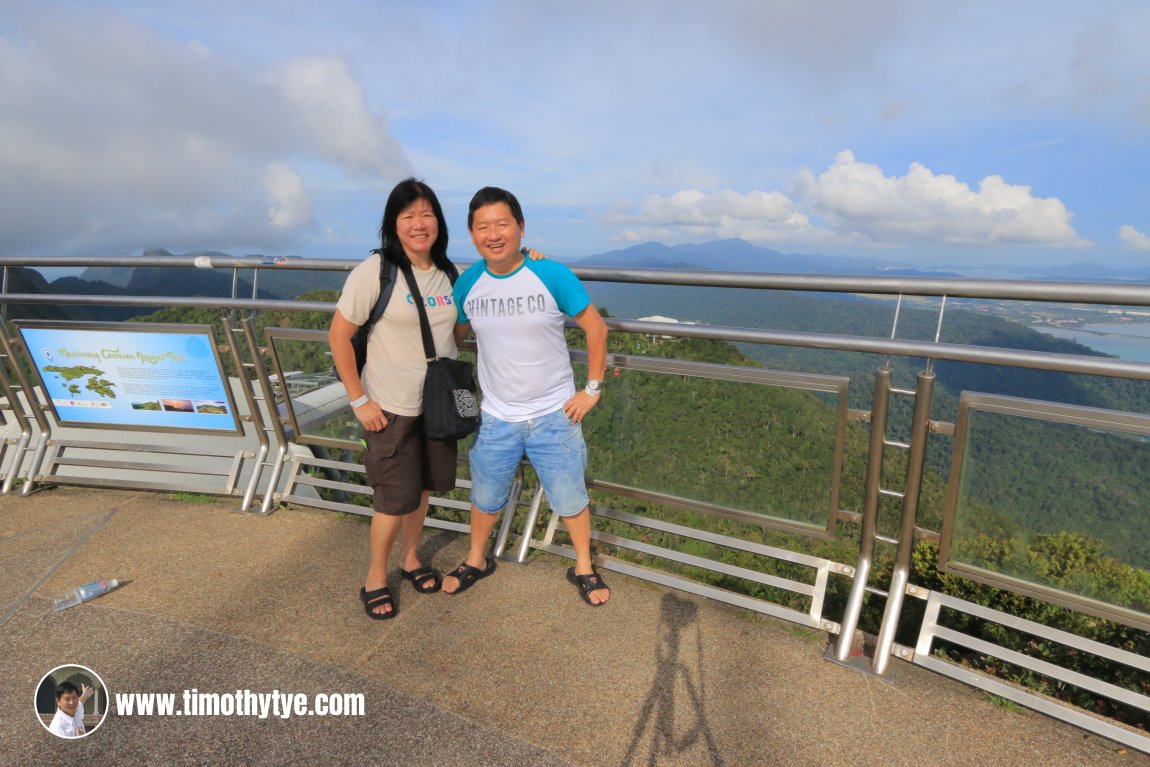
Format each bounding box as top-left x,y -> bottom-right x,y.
564,390 -> 600,424
79,684 -> 93,702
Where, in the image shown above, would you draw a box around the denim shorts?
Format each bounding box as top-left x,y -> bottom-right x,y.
469,409 -> 589,517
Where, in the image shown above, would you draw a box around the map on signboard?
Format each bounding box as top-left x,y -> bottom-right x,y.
42,365 -> 118,399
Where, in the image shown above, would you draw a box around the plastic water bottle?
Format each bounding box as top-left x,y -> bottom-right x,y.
52,579 -> 120,612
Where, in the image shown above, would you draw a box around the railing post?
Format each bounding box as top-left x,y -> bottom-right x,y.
239,316 -> 290,515
221,317 -> 270,513
491,469 -> 526,560
0,322 -> 53,495
871,368 -> 934,674
830,364 -> 891,663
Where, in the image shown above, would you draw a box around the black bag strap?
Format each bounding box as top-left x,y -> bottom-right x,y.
366,254 -> 457,334
400,259 -> 443,365
364,253 -> 399,333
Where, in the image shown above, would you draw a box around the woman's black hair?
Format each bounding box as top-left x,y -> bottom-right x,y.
376,177 -> 451,271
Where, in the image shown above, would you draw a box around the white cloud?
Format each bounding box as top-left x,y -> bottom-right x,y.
1119,225 -> 1150,251
264,163 -> 312,229
601,151 -> 1090,251
265,56 -> 406,177
0,8 -> 409,255
603,189 -> 822,246
794,150 -> 1088,246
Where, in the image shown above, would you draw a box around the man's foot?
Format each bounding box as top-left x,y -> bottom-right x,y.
566,567 -> 610,606
442,556 -> 497,594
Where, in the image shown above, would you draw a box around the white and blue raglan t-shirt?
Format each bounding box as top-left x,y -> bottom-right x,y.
455,258 -> 590,422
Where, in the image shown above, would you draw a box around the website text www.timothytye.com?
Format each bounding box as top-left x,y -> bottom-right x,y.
114,689 -> 364,719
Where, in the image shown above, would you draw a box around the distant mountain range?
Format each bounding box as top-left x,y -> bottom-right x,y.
1006,262 -> 1150,281
571,239 -> 1150,282
569,239 -> 964,278
8,240 -> 1146,312
78,248 -> 345,300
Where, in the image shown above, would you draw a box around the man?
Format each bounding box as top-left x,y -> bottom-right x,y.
48,681 -> 92,738
443,186 -> 610,606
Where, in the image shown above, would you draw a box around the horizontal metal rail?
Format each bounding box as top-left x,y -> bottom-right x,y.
8,254 -> 1150,305
913,590 -> 1150,754
7,291 -> 1150,380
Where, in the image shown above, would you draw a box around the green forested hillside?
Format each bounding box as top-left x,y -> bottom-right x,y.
586,283 -> 1150,562
2,267 -> 142,321
956,414 -> 1150,570
128,290 -> 339,377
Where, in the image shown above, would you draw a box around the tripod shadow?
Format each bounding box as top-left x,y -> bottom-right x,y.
621,593 -> 725,766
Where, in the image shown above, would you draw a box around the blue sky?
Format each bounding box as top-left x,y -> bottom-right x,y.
2,0 -> 1149,272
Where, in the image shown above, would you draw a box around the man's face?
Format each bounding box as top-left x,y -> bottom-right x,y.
469,202 -> 523,264
56,691 -> 79,717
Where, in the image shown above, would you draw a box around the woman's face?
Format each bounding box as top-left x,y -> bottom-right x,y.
396,197 -> 438,260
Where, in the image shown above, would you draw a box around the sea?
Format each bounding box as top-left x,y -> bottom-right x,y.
1031,322 -> 1150,363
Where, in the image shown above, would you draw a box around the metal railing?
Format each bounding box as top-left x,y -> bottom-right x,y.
1,254 -> 1148,752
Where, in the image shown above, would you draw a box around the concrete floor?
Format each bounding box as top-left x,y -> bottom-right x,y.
2,486 -> 1146,767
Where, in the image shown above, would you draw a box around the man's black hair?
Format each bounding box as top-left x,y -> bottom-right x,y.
467,186 -> 524,229
55,681 -> 79,700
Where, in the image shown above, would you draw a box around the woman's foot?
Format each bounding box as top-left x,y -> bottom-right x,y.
400,565 -> 442,593
361,574 -> 394,618
359,583 -> 397,619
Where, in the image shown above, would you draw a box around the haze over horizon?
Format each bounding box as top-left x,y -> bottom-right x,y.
3,1 -> 1149,273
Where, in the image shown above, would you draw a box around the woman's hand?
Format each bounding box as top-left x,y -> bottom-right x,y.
353,399 -> 390,432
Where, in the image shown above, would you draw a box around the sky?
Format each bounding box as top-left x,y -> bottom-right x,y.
2,0 -> 1149,272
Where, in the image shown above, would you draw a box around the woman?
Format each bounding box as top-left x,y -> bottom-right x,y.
328,178 -> 460,619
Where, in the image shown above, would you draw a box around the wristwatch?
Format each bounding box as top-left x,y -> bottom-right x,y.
584,379 -> 602,396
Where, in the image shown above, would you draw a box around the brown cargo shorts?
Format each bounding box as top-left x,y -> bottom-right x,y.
361,412 -> 458,516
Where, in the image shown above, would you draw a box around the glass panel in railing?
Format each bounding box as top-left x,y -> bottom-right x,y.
951,410 -> 1150,615
579,363 -> 842,531
265,334 -> 361,445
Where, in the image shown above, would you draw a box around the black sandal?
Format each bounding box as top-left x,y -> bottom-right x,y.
444,557 -> 496,595
400,565 -> 442,594
359,585 -> 397,620
566,567 -> 610,607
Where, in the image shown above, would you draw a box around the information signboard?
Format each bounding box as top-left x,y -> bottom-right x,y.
16,321 -> 243,434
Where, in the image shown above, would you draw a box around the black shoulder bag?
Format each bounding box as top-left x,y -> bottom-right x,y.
398,261 -> 478,441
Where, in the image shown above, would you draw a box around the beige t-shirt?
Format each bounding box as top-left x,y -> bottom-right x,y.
336,254 -> 458,416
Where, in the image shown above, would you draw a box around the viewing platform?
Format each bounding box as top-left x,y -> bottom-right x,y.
3,486 -> 1144,766
3,254 -> 1150,764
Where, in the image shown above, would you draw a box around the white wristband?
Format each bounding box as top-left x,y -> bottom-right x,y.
349,394 -> 369,409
